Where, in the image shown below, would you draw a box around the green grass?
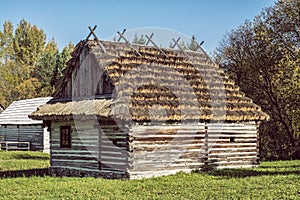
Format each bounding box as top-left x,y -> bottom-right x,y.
0,151 -> 49,171
0,151 -> 299,199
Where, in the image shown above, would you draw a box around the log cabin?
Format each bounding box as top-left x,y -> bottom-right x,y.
0,97 -> 52,152
29,39 -> 269,179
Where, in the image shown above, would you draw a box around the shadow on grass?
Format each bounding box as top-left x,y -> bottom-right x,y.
195,159 -> 300,178
258,164 -> 300,169
11,154 -> 49,160
205,167 -> 300,178
0,168 -> 49,178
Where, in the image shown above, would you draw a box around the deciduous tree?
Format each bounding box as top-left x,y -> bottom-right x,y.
214,0 -> 300,160
0,19 -> 73,107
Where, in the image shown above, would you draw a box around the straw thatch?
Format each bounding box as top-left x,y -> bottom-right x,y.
30,98 -> 112,121
0,104 -> 4,114
30,39 -> 269,122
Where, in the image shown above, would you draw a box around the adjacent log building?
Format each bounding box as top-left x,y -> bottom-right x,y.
30,39 -> 269,179
0,97 -> 52,152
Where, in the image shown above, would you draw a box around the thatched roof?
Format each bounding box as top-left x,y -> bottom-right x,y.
30,98 -> 112,121
29,40 -> 269,122
0,104 -> 4,114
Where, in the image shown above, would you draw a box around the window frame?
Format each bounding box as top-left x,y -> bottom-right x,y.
60,126 -> 72,148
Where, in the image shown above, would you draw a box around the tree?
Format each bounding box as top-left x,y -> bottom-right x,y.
0,19 -> 73,106
51,42 -> 74,90
132,33 -> 147,45
0,61 -> 22,106
214,0 -> 300,160
188,35 -> 201,51
169,35 -> 202,52
0,21 -> 14,63
33,39 -> 59,96
15,78 -> 41,100
14,19 -> 46,67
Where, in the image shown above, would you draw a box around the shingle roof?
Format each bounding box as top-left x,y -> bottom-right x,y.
30,40 -> 269,122
0,97 -> 52,125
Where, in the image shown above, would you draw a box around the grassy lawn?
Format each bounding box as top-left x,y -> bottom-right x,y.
0,151 -> 49,171
0,151 -> 299,199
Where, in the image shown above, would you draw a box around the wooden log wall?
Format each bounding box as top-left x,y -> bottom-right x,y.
0,125 -> 44,151
50,120 -> 100,172
50,120 -> 129,175
206,122 -> 259,168
49,120 -> 258,179
99,122 -> 129,173
129,124 -> 206,179
129,122 -> 258,179
0,126 -> 5,141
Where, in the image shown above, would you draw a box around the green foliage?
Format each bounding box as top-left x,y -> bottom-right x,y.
33,39 -> 59,95
50,42 -> 74,88
0,19 -> 73,107
188,35 -> 200,51
214,0 -> 300,160
0,60 -> 31,105
0,21 -> 14,63
0,153 -> 299,199
15,78 -> 42,100
169,35 -> 202,51
132,33 -> 147,45
14,19 -> 46,67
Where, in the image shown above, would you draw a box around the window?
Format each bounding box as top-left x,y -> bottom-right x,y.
102,74 -> 114,94
96,73 -> 114,95
230,137 -> 235,143
60,126 -> 71,148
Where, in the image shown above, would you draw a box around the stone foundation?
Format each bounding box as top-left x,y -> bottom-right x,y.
49,167 -> 129,179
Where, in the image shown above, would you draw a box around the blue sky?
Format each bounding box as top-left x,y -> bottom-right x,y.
0,0 -> 276,54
